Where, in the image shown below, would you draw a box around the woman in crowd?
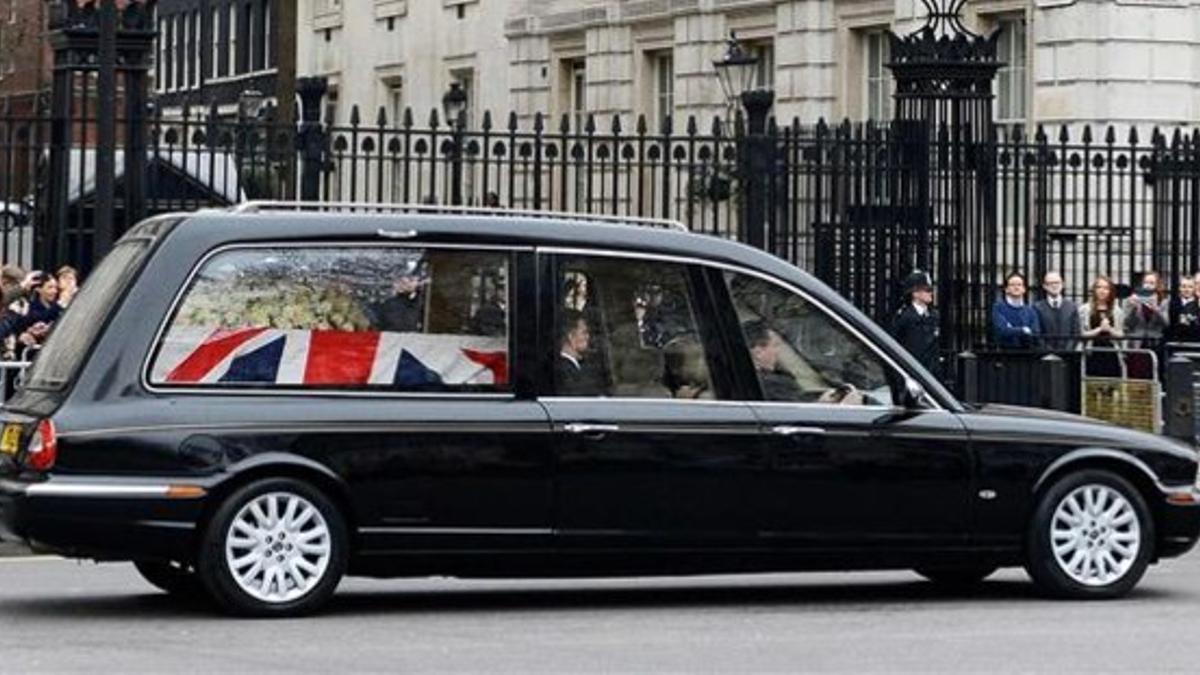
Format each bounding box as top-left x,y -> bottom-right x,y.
1079,275 -> 1124,377
991,272 -> 1041,349
56,265 -> 79,309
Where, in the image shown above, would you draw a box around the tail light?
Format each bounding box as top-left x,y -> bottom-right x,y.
24,420 -> 56,472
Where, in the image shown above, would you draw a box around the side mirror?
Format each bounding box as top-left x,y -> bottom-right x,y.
903,378 -> 928,409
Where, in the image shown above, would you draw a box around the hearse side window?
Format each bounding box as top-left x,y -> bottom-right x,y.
149,246 -> 510,392
724,271 -> 899,406
552,256 -> 716,400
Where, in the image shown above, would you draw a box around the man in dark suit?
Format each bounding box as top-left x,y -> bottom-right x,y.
1033,271 -> 1079,351
555,310 -> 604,395
891,270 -> 942,378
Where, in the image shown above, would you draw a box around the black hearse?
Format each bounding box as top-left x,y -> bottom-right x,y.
1,204 -> 1198,616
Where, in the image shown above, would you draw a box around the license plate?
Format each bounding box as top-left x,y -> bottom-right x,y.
0,424 -> 21,456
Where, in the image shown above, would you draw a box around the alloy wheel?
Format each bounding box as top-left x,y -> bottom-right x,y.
223,491 -> 332,604
1049,483 -> 1141,587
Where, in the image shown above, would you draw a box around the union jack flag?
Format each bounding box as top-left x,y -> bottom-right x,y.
151,326 -> 507,387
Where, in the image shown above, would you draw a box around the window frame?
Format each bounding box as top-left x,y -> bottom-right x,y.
994,15 -> 1028,126
863,29 -> 893,122
142,241 -> 527,399
540,250 -> 737,402
538,246 -> 947,411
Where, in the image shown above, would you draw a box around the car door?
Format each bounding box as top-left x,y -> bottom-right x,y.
715,268 -> 974,549
539,250 -> 762,550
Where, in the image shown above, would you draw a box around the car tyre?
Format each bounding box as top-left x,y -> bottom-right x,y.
197,478 -> 348,617
133,560 -> 206,598
1025,469 -> 1153,600
914,565 -> 997,586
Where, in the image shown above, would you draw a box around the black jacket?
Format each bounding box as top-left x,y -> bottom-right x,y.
892,303 -> 941,377
555,354 -> 605,396
370,293 -> 424,332
1167,297 -> 1200,344
1033,297 -> 1080,350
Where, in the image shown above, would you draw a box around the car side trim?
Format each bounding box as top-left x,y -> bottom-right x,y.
25,483 -> 175,499
359,527 -> 554,536
57,421 -> 552,440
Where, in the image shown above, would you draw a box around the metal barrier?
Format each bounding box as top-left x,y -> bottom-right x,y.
1080,347 -> 1161,434
0,359 -> 31,405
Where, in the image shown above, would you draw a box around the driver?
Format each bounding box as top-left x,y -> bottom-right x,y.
743,319 -> 865,404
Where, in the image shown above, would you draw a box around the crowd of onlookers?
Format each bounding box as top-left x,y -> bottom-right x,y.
895,267 -> 1200,381
0,265 -> 79,361
988,269 -> 1199,349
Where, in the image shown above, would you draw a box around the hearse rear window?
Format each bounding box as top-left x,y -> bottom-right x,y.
24,238 -> 153,390
149,246 -> 510,392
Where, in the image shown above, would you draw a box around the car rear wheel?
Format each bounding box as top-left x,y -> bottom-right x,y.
914,565 -> 997,586
1025,469 -> 1153,599
197,478 -> 347,617
133,560 -> 205,597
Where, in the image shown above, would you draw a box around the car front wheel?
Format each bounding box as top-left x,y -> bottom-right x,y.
197,478 -> 348,617
1025,469 -> 1153,599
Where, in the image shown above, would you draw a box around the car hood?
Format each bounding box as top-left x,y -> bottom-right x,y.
962,403 -> 1198,462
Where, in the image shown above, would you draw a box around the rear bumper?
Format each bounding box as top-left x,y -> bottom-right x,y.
0,478 -> 204,561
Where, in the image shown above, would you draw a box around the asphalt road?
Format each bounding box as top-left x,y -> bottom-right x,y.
2,554 -> 1200,672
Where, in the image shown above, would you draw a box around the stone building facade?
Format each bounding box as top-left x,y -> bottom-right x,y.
296,0 -> 1200,133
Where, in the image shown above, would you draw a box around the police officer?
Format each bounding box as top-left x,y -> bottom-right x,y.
892,270 -> 941,377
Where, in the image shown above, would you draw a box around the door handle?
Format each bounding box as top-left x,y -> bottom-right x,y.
564,423 -> 620,435
771,425 -> 826,437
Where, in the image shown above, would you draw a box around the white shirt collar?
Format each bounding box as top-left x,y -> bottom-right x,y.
560,352 -> 581,369
911,301 -> 928,317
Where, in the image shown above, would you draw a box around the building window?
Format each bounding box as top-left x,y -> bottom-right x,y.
229,3 -> 238,76
242,2 -> 253,73
386,80 -> 404,125
165,17 -> 175,91
177,14 -> 186,90
653,51 -> 673,125
864,30 -> 892,121
264,0 -> 273,68
570,59 -> 586,132
157,18 -> 167,91
211,7 -> 221,78
451,69 -> 475,128
324,88 -> 338,125
751,42 -> 774,91
996,17 -> 1027,124
192,10 -> 201,89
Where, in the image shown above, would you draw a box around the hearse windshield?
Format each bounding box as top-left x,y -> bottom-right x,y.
23,237 -> 155,391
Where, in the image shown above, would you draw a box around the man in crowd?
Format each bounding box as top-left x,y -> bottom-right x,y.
556,310 -> 604,395
1033,271 -> 1079,350
891,270 -> 941,377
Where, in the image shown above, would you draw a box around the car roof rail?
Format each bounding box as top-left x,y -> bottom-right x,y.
229,201 -> 689,232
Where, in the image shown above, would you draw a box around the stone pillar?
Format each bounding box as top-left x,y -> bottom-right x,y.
774,0 -> 838,122
508,29 -> 551,127
673,12 -> 727,124
585,24 -> 634,124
